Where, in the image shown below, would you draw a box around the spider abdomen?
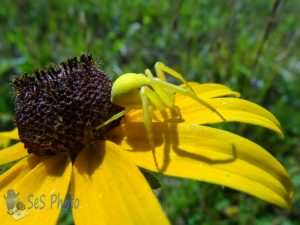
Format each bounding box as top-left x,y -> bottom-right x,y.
111,73 -> 150,108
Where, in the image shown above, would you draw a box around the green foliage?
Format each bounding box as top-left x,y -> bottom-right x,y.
1,0 -> 299,224
140,168 -> 161,189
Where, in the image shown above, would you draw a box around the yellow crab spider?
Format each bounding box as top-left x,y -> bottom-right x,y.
97,62 -> 225,168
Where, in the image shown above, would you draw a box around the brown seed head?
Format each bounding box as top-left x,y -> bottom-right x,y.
12,54 -> 124,156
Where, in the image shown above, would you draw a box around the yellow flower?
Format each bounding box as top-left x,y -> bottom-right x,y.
0,55 -> 294,225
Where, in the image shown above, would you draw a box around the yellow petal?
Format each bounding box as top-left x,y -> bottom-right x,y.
0,153 -> 72,225
0,142 -> 28,165
0,128 -> 19,140
72,141 -> 170,225
176,97 -> 283,137
183,82 -> 240,98
125,97 -> 283,137
0,155 -> 42,188
107,122 -> 293,208
0,137 -> 11,148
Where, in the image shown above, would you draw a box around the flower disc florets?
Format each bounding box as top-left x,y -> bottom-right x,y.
12,54 -> 124,156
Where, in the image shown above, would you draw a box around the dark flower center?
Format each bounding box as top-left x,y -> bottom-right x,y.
12,54 -> 124,156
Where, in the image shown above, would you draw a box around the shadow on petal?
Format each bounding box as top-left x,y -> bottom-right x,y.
71,140 -> 170,225
107,122 -> 238,173
42,153 -> 71,177
107,121 -> 293,209
73,142 -> 105,176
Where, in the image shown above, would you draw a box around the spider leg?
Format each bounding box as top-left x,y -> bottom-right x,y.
155,62 -> 195,93
145,67 -> 176,110
154,62 -> 167,81
142,85 -> 167,110
150,82 -> 175,108
140,86 -> 160,170
170,105 -> 183,122
145,69 -> 154,78
96,110 -> 127,130
153,79 -> 226,121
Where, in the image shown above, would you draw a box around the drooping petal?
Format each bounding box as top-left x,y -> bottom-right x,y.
107,122 -> 293,208
176,97 -> 283,137
0,128 -> 19,140
0,155 -> 42,188
183,82 -> 240,98
0,142 -> 28,165
0,129 -> 20,149
0,137 -> 11,149
125,97 -> 283,137
72,141 -> 170,225
0,153 -> 72,225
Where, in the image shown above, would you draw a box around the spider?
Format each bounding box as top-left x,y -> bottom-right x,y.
97,62 -> 225,168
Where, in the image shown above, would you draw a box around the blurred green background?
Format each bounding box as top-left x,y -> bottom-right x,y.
1,0 -> 299,224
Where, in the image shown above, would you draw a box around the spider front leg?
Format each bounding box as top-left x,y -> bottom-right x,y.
154,62 -> 195,93
140,86 -> 161,170
152,79 -> 226,121
96,110 -> 127,130
153,62 -> 225,121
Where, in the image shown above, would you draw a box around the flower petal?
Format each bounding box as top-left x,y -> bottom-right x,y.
0,142 -> 28,165
0,153 -> 72,225
0,155 -> 42,188
107,122 -> 293,208
0,128 -> 19,140
0,137 -> 11,149
184,82 -> 240,98
72,141 -> 170,225
125,97 -> 283,137
176,97 -> 283,137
